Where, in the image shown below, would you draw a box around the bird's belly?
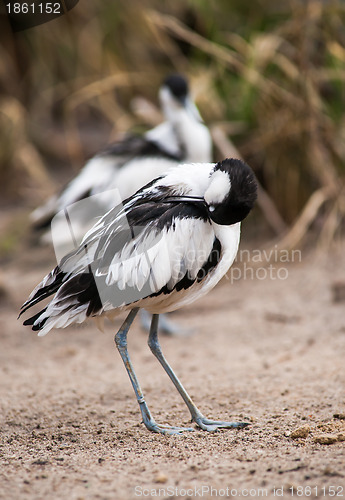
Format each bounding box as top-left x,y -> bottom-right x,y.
138,223 -> 241,314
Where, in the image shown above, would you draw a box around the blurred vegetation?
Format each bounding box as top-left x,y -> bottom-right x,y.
0,0 -> 345,245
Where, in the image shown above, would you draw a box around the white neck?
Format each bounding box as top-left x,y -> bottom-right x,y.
172,109 -> 212,163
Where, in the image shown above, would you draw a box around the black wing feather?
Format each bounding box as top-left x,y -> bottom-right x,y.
21,184 -> 213,330
19,267 -> 66,318
99,134 -> 181,161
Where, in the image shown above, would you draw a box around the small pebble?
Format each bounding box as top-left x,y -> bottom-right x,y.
154,472 -> 168,484
290,424 -> 310,439
332,282 -> 345,303
314,434 -> 338,445
333,413 -> 345,420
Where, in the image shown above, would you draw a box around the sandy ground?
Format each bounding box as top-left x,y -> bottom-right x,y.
0,238 -> 345,500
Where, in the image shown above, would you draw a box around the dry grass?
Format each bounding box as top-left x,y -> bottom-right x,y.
0,0 -> 344,245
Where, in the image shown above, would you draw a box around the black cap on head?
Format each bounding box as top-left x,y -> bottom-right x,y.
162,74 -> 189,100
210,158 -> 258,226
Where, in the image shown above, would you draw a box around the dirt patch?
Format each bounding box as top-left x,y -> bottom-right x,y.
1,241 -> 345,499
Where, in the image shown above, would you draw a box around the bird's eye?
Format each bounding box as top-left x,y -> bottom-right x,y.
209,205 -> 215,212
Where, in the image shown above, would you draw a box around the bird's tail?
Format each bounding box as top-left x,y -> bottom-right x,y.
18,266 -> 66,325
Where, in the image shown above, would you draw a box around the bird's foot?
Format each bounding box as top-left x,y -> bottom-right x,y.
158,314 -> 192,337
193,415 -> 250,432
138,398 -> 194,434
143,418 -> 195,435
140,310 -> 192,337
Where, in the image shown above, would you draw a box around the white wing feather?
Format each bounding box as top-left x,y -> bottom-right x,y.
94,216 -> 214,297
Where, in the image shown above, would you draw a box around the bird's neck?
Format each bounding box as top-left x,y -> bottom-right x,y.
171,111 -> 212,163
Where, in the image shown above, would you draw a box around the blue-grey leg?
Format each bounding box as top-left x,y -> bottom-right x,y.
140,310 -> 192,336
114,309 -> 194,435
148,314 -> 250,432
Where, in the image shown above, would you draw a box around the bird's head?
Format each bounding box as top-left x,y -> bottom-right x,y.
159,74 -> 202,122
204,158 -> 257,226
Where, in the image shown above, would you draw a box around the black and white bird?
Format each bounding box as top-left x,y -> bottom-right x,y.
20,158 -> 257,434
31,74 -> 212,240
31,74 -> 212,336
